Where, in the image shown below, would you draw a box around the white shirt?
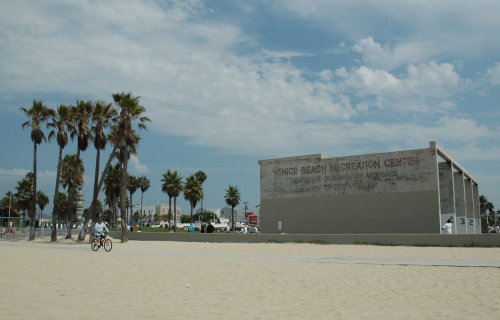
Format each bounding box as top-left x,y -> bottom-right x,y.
441,222 -> 453,234
95,222 -> 109,236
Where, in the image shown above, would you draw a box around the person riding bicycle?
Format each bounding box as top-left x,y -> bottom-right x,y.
94,219 -> 109,246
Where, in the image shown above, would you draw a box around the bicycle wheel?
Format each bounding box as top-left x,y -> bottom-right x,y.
104,238 -> 112,252
91,238 -> 100,251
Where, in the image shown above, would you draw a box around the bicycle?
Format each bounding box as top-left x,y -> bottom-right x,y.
91,234 -> 112,252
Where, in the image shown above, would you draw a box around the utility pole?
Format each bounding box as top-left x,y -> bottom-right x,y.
243,201 -> 248,223
8,192 -> 12,232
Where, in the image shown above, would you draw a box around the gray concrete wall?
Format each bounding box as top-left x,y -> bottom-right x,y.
259,147 -> 440,234
260,148 -> 438,200
464,178 -> 475,233
454,172 -> 467,234
473,184 -> 481,232
109,231 -> 500,247
260,191 -> 440,234
438,162 -> 455,215
438,161 -> 456,234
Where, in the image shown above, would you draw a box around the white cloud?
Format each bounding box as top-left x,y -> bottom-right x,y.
334,61 -> 460,112
0,0 -> 495,163
353,37 -> 436,70
486,62 -> 500,86
129,155 -> 149,175
276,0 -> 500,60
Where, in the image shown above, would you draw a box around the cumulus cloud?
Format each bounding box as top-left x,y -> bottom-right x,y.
333,61 -> 460,112
276,0 -> 500,59
129,155 -> 149,175
486,62 -> 500,85
0,0 -> 496,163
353,37 -> 436,70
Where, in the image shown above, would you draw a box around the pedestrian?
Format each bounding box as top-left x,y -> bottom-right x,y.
441,219 -> 453,234
206,222 -> 215,233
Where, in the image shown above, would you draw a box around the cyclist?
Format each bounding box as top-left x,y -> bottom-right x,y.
94,219 -> 109,246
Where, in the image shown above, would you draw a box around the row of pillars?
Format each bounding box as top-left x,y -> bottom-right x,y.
438,161 -> 480,234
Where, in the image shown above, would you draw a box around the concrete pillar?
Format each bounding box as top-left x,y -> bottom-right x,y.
473,184 -> 481,234
464,178 -> 474,234
453,172 -> 467,234
438,162 -> 456,233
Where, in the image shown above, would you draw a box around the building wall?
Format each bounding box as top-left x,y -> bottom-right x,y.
261,191 -> 440,234
259,145 -> 445,234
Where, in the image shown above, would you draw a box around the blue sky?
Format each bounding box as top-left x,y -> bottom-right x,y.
1,0 -> 499,215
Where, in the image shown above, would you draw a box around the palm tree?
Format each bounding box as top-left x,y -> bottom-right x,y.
104,163 -> 122,227
14,172 -> 34,224
55,192 -> 68,227
68,101 -> 92,233
225,185 -> 241,231
138,176 -> 150,226
20,100 -> 53,240
127,175 -> 139,225
183,174 -> 202,223
112,92 -> 150,243
36,191 -> 49,225
195,170 -> 207,217
79,101 -> 116,241
161,170 -> 179,228
47,104 -> 74,241
60,154 -> 84,239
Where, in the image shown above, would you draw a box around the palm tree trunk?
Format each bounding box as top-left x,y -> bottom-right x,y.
168,196 -> 172,228
78,145 -> 116,241
65,189 -> 74,239
120,149 -> 129,243
51,146 -> 63,242
140,191 -> 144,226
231,207 -> 235,232
173,197 -> 177,232
129,192 -> 133,226
29,142 -> 37,241
190,204 -> 193,224
65,148 -> 81,239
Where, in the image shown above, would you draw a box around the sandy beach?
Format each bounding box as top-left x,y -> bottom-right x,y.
1,237 -> 500,320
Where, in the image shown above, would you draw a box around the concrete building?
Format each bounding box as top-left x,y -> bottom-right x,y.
220,206 -> 243,223
259,141 -> 480,234
139,203 -> 182,224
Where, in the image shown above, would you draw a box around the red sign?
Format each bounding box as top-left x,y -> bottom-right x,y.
248,215 -> 258,226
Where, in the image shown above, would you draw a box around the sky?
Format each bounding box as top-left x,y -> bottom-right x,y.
0,0 -> 499,216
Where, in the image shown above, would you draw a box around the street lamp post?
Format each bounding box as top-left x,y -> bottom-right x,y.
8,193 -> 12,232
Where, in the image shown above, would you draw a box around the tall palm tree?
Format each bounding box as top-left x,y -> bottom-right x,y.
47,104 -> 74,241
112,92 -> 150,243
127,175 -> 139,225
66,101 -> 92,238
104,163 -> 122,227
195,170 -> 207,217
183,174 -> 202,223
36,190 -> 49,225
60,154 -> 84,239
138,176 -> 150,225
20,100 -> 53,240
79,101 -> 116,241
225,185 -> 241,231
161,170 -> 180,228
14,172 -> 34,223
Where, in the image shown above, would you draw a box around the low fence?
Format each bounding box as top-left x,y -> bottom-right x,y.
109,231 -> 500,247
0,227 -> 69,239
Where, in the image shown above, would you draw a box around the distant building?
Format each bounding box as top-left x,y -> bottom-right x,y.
220,206 -> 244,223
195,207 -> 221,217
138,203 -> 182,224
259,141 -> 480,234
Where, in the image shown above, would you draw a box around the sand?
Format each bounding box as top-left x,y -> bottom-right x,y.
1,237 -> 500,320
